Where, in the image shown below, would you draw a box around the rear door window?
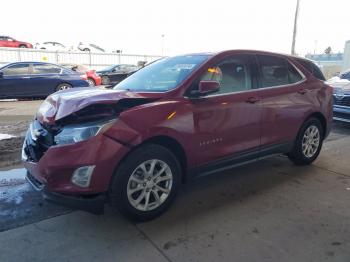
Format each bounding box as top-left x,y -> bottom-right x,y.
33,64 -> 62,74
257,55 -> 303,88
1,63 -> 30,75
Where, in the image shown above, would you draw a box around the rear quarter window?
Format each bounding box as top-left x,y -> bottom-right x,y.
295,59 -> 326,81
257,55 -> 304,88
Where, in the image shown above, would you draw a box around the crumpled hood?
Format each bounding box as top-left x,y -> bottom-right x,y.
36,87 -> 150,124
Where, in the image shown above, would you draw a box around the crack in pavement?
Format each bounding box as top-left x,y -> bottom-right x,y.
134,223 -> 173,262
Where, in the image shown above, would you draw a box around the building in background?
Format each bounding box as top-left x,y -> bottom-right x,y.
343,40 -> 350,71
304,40 -> 350,79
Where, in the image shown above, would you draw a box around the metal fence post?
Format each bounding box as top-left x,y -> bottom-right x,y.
18,49 -> 21,62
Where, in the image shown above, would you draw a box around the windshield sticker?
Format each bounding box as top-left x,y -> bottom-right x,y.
173,64 -> 196,70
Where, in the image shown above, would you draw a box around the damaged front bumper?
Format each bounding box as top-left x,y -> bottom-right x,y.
22,120 -> 131,214
26,171 -> 105,214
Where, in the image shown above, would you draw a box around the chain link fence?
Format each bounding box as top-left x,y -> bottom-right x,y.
0,47 -> 163,70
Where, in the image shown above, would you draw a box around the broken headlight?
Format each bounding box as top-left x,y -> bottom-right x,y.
54,120 -> 114,145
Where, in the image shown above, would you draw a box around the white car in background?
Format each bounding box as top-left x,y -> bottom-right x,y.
35,42 -> 71,51
77,42 -> 105,52
327,69 -> 350,88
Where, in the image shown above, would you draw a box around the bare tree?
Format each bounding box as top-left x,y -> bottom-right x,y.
324,46 -> 332,54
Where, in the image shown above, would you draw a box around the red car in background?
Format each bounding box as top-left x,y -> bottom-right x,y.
62,64 -> 102,86
0,36 -> 33,48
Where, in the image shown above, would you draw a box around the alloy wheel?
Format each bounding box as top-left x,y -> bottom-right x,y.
127,159 -> 173,211
87,79 -> 95,87
58,85 -> 71,91
302,125 -> 320,158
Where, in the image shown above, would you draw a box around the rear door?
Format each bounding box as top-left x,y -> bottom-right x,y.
0,63 -> 31,98
30,63 -> 62,96
255,55 -> 309,152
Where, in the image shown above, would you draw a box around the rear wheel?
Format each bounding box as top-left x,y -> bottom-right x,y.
288,117 -> 324,165
56,83 -> 72,92
87,78 -> 95,87
83,48 -> 90,52
19,45 -> 27,48
109,144 -> 181,222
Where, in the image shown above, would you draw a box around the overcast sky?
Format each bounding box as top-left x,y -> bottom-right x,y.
2,0 -> 349,56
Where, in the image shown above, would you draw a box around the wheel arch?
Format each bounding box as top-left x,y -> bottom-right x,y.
139,135 -> 188,183
114,135 -> 188,184
305,112 -> 327,139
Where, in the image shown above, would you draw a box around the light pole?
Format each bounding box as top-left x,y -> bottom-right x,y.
291,0 -> 301,55
161,34 -> 165,56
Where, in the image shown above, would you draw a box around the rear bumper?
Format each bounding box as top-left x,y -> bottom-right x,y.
333,106 -> 350,123
26,171 -> 105,214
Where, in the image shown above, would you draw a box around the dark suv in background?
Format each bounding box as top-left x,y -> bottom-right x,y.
23,50 -> 333,221
97,64 -> 138,86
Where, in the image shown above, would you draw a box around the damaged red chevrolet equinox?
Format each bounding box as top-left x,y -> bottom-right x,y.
23,50 -> 333,221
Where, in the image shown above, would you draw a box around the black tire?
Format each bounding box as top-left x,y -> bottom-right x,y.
56,83 -> 72,92
83,48 -> 90,52
87,78 -> 95,87
101,76 -> 110,85
109,144 -> 181,222
19,45 -> 27,48
288,117 -> 324,165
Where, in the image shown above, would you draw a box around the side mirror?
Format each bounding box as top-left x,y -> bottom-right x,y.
0,72 -> 3,78
190,80 -> 220,97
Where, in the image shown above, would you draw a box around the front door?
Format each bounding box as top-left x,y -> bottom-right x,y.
0,63 -> 31,98
191,54 -> 262,168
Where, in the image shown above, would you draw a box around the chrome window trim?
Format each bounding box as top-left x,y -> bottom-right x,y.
258,58 -> 307,90
185,56 -> 308,99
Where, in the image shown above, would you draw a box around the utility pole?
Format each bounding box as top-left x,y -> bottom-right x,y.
291,0 -> 300,55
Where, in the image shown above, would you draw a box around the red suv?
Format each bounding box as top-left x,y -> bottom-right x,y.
23,50 -> 333,221
0,36 -> 33,48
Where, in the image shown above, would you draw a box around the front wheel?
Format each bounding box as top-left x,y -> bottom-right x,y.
109,144 -> 181,222
288,117 -> 324,165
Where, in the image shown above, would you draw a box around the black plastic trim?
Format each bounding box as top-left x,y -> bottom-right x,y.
42,190 -> 105,215
189,141 -> 293,178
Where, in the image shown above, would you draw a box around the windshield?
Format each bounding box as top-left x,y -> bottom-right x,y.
114,55 -> 209,92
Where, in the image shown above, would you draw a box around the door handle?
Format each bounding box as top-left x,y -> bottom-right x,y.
298,88 -> 307,95
246,97 -> 260,104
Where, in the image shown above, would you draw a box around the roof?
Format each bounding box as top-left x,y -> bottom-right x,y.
182,49 -> 310,60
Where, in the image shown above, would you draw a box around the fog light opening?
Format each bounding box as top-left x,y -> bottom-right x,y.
71,166 -> 95,188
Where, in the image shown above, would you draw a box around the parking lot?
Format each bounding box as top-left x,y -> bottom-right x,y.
0,100 -> 349,261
